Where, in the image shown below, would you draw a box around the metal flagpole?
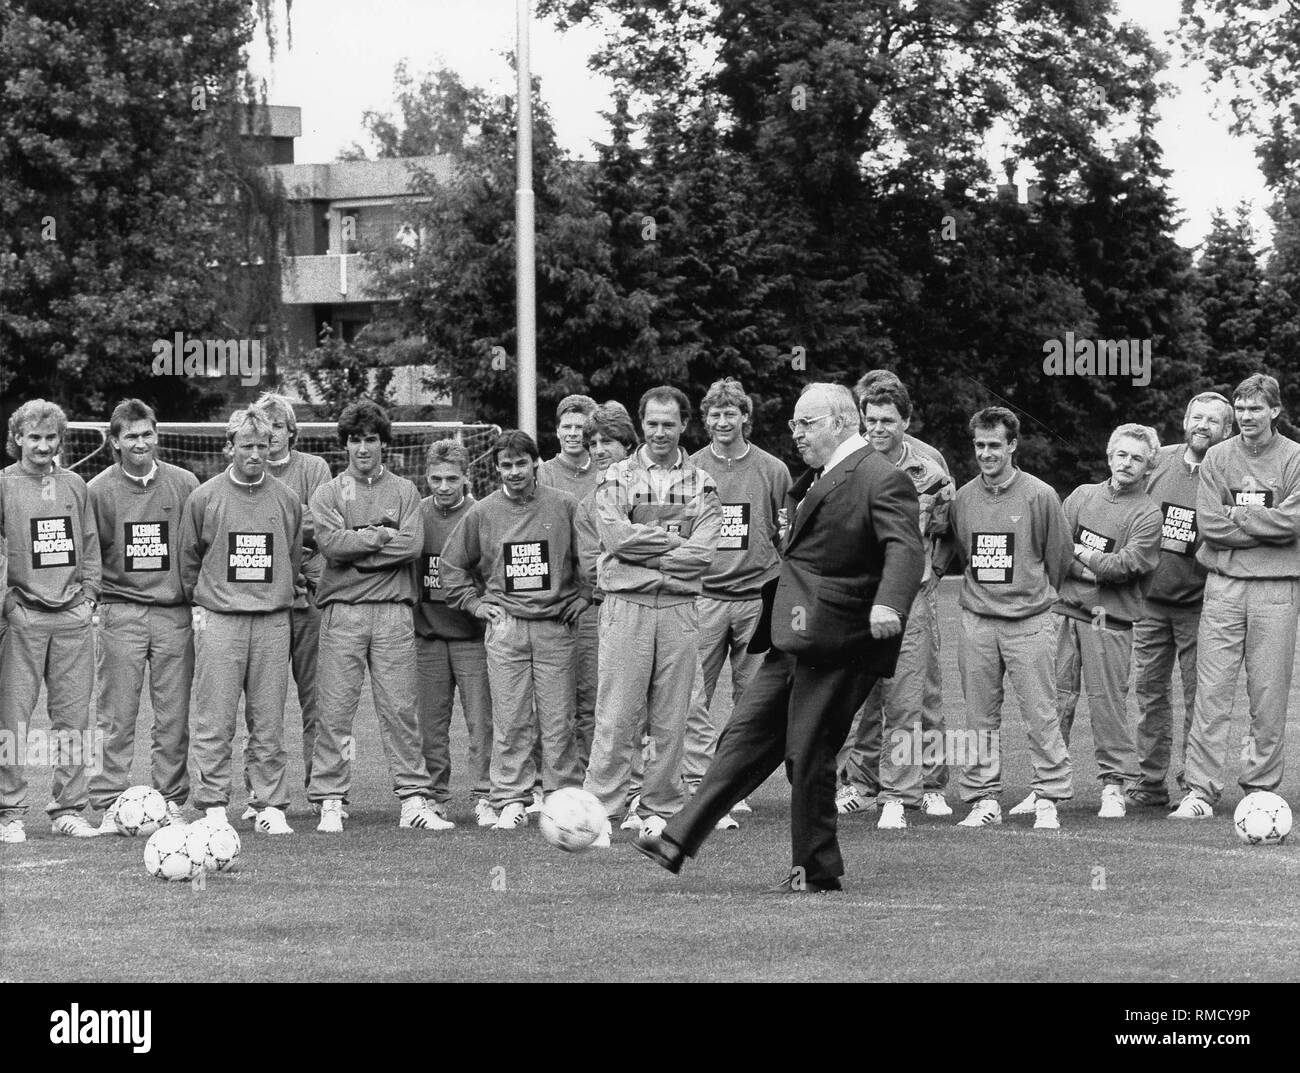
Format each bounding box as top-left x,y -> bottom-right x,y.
515,0 -> 537,437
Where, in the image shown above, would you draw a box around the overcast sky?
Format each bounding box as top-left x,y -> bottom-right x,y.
246,0 -> 1273,250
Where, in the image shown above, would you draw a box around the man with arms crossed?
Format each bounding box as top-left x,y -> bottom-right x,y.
584,386 -> 721,846
635,384 -> 922,892
1173,373 -> 1300,819
88,399 -> 198,831
1049,424 -> 1162,819
682,377 -> 790,831
0,400 -> 102,842
309,400 -> 448,833
1128,392 -> 1233,808
947,407 -> 1073,830
180,408 -> 300,834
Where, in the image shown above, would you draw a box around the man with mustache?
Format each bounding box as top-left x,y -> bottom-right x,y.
1174,373 -> 1300,819
0,399 -> 102,842
1125,392 -> 1233,809
1050,424 -> 1162,820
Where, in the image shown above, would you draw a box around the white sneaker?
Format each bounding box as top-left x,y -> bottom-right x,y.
240,806 -> 258,821
731,798 -> 753,814
715,813 -> 740,831
1169,791 -> 1214,819
1009,790 -> 1039,815
958,799 -> 1002,827
1033,799 -> 1061,830
877,800 -> 907,829
474,798 -> 498,828
1098,784 -> 1127,819
493,802 -> 529,830
165,801 -> 186,826
206,806 -> 229,825
309,801 -> 349,819
52,813 -> 97,838
836,785 -> 877,815
316,799 -> 344,833
591,818 -> 612,848
641,814 -> 667,838
400,796 -> 455,830
0,819 -> 27,843
619,805 -> 643,832
255,806 -> 294,834
921,792 -> 953,817
525,789 -> 544,815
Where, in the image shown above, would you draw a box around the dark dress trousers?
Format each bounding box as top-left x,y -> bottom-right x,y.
663,443 -> 924,882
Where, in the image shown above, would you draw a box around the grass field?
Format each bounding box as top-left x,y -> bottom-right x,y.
2,580 -> 1298,982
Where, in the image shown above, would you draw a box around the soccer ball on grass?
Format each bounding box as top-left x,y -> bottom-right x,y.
539,787 -> 605,853
1233,791 -> 1292,845
114,785 -> 169,836
143,824 -> 203,882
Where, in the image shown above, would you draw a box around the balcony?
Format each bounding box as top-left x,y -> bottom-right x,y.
281,254 -> 392,306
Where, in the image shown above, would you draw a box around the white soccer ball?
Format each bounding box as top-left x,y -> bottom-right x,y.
187,817 -> 242,873
114,785 -> 169,836
1233,791 -> 1292,845
143,824 -> 203,882
539,787 -> 606,853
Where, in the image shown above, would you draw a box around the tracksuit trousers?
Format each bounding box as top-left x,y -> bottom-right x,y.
958,610 -> 1073,802
189,609 -> 290,811
89,601 -> 193,811
1183,574 -> 1299,803
0,600 -> 95,820
1131,600 -> 1200,801
584,596 -> 697,822
309,601 -> 433,804
1055,616 -> 1139,786
681,595 -> 764,786
416,635 -> 493,802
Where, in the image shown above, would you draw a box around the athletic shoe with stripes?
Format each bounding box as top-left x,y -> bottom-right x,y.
877,800 -> 907,829
474,798 -> 498,828
836,785 -> 877,815
493,802 -> 528,830
957,799 -> 1002,827
52,814 -> 97,838
921,792 -> 953,817
1008,790 -> 1039,815
400,796 -> 455,830
641,814 -> 667,839
255,806 -> 294,835
1168,792 -> 1213,820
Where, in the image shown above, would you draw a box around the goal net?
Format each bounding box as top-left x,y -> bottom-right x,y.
61,422 -> 504,500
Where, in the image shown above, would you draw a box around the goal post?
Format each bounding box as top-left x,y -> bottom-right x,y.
61,421 -> 505,500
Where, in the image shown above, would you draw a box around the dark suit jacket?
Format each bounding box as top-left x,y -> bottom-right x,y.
750,443 -> 924,673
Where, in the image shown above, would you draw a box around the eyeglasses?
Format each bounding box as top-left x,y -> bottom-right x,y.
788,413 -> 834,434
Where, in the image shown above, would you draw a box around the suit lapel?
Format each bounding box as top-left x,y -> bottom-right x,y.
786,446 -> 873,548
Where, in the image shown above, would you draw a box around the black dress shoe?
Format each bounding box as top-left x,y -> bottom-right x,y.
763,872 -> 843,895
633,832 -> 684,874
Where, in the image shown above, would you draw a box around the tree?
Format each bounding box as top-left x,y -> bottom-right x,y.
337,63 -> 492,160
1194,205 -> 1269,391
0,0 -> 289,425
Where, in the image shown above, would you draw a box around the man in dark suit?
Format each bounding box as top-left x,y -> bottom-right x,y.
635,383 -> 925,892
